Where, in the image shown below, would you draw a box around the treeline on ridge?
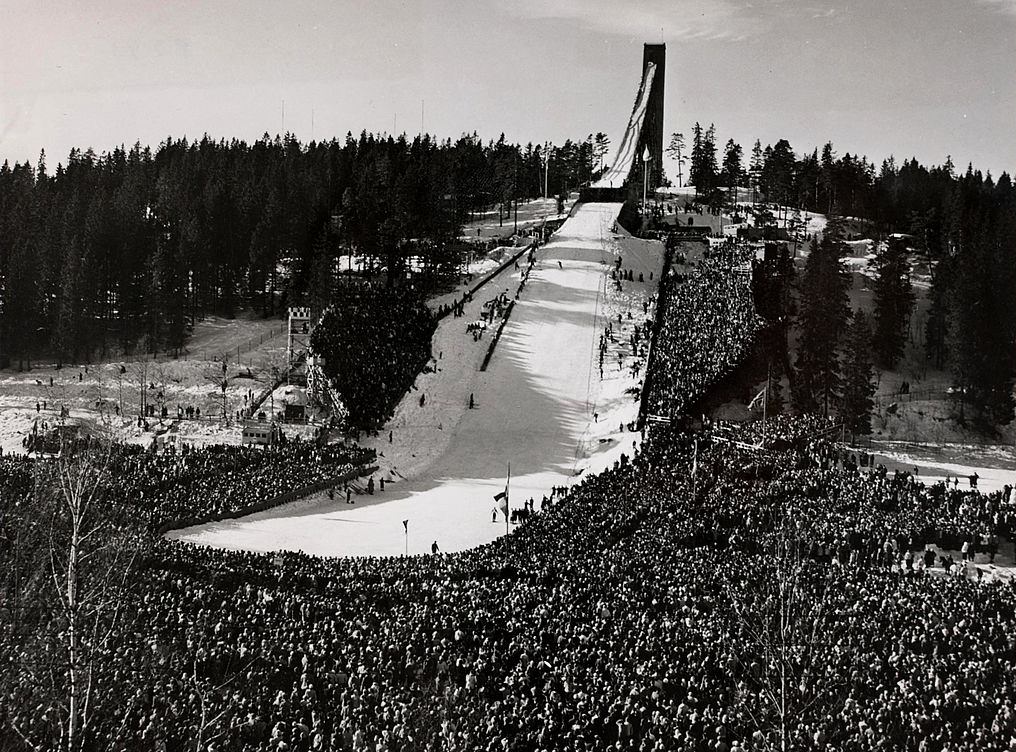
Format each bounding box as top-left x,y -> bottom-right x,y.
676,124 -> 1016,429
0,131 -> 607,368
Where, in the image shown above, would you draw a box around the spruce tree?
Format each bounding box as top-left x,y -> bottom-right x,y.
702,124 -> 719,195
666,132 -> 686,187
722,139 -> 743,202
762,139 -> 796,212
689,123 -> 704,194
947,225 -> 1016,427
793,217 -> 851,415
820,142 -> 836,213
841,310 -> 875,436
871,236 -> 914,369
749,140 -> 764,205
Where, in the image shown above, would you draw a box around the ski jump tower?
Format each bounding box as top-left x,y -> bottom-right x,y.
583,43 -> 666,202
640,43 -> 666,190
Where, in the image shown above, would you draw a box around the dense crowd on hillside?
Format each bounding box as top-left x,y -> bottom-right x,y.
4,424 -> 1014,752
114,442 -> 374,529
0,454 -> 34,500
713,413 -> 839,449
0,441 -> 373,532
311,285 -> 436,430
648,242 -> 762,417
2,212 -> 1014,751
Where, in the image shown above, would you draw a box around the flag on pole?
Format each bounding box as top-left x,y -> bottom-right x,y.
493,490 -> 508,515
402,520 -> 408,533
496,462 -> 511,523
747,385 -> 767,412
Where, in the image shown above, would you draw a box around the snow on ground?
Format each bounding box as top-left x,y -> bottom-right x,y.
0,316 -> 290,454
168,203 -> 665,557
425,248 -> 517,313
459,195 -> 575,241
858,440 -> 1016,494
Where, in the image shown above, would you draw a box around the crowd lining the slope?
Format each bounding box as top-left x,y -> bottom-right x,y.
2,237 -> 1016,752
310,284 -> 437,430
0,440 -> 372,533
648,242 -> 761,418
6,425 -> 1014,752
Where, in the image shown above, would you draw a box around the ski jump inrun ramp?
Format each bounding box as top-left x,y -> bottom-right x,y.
592,62 -> 657,189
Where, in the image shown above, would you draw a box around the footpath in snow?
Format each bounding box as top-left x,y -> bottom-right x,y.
168,203 -> 665,557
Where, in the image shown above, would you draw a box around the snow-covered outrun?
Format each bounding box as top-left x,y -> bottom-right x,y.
168,203 -> 664,556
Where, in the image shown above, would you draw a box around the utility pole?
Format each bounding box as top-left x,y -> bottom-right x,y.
138,360 -> 148,419
505,461 -> 511,539
117,365 -> 124,418
691,438 -> 698,499
543,142 -> 551,199
676,140 -> 683,188
514,153 -> 519,234
221,360 -> 228,424
643,159 -> 648,208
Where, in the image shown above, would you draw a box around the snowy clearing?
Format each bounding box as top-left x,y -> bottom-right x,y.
861,440 -> 1016,494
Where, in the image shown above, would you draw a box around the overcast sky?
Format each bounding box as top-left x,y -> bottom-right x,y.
2,0 -> 1014,178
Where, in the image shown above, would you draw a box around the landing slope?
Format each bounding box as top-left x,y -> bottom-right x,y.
168,203 -> 664,556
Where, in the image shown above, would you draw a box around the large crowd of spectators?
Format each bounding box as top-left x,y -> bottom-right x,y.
713,413 -> 840,449
4,418 -> 1014,752
311,284 -> 437,430
0,440 -> 373,533
0,454 -> 33,497
648,242 -> 761,418
2,233 -> 1015,752
112,442 -> 374,529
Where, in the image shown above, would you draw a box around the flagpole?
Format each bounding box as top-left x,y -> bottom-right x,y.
505,461 -> 511,539
692,438 -> 698,499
